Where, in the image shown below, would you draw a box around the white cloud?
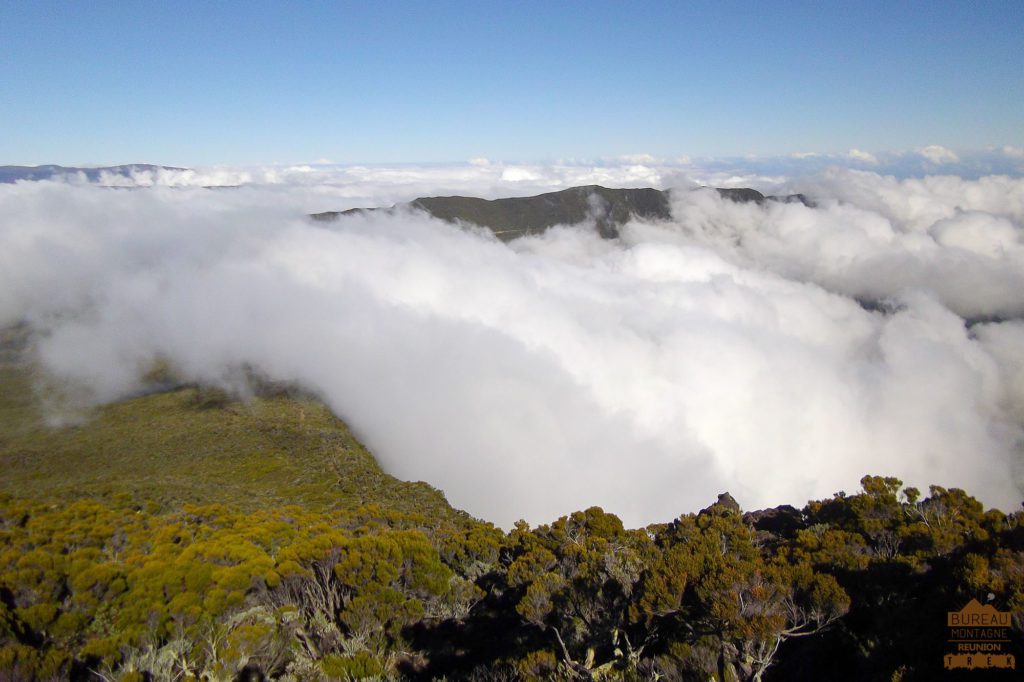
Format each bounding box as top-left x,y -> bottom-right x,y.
1003,145 -> 1024,159
2,169 -> 1023,527
917,144 -> 960,165
499,167 -> 546,183
618,153 -> 658,164
665,169 -> 1024,320
847,148 -> 879,165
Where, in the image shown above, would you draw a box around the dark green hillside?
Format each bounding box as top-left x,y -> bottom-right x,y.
410,185 -> 670,239
312,185 -> 670,240
310,184 -> 813,241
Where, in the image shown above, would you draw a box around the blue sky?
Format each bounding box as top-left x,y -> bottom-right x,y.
2,0 -> 1022,166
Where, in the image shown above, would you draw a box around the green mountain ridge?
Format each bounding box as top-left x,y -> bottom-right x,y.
310,185 -> 812,240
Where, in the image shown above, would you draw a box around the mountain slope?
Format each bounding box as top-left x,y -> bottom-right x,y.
411,185 -> 670,239
311,184 -> 811,239
0,328 -> 463,521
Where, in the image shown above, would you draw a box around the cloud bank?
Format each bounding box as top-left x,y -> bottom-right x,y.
2,169 -> 1023,527
18,143 -> 1024,196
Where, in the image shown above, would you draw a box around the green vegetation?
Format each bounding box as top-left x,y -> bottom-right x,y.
1,477 -> 1020,680
410,186 -> 670,240
311,186 -> 673,240
0,332 -> 1021,679
309,185 -> 813,242
0,362 -> 459,521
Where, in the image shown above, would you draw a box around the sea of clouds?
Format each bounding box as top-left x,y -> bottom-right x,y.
2,158 -> 1023,526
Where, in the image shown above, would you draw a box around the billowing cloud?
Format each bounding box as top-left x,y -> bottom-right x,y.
663,169 -> 1024,320
1,169 -> 1023,527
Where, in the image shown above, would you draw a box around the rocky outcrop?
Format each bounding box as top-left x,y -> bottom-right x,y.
716,187 -> 814,207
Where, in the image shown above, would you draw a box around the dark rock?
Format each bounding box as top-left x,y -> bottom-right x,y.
716,187 -> 767,204
701,491 -> 742,516
744,504 -> 805,539
770,192 -> 816,207
717,187 -> 816,208
716,491 -> 741,512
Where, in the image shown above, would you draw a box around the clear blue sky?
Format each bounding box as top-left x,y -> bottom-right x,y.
2,0 -> 1022,166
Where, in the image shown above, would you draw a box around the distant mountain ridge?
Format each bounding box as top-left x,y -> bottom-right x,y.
312,185 -> 812,240
0,164 -> 184,183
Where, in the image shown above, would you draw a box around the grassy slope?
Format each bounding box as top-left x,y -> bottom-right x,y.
0,329 -> 463,521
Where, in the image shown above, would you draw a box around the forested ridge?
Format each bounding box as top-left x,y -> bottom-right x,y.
1,476 -> 1021,681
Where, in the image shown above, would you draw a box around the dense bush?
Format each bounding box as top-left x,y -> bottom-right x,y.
1,476 -> 1020,680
